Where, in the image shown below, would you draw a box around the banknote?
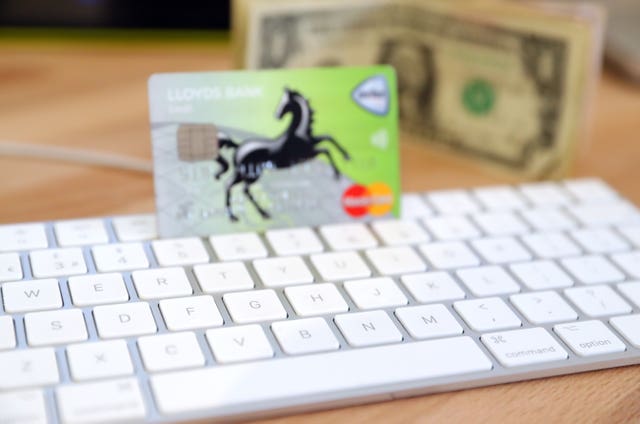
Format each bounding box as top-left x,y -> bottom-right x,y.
233,0 -> 604,178
148,66 -> 400,237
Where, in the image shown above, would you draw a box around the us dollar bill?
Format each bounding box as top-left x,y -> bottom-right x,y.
233,0 -> 603,178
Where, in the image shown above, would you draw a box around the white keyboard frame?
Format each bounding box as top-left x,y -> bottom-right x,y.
2,180 -> 640,423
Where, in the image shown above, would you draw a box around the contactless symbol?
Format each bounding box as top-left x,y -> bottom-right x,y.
176,88 -> 351,222
342,182 -> 393,218
462,79 -> 495,116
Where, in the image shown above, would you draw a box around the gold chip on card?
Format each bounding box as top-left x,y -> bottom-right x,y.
176,124 -> 219,162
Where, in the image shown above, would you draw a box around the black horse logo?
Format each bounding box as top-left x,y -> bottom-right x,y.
213,88 -> 351,222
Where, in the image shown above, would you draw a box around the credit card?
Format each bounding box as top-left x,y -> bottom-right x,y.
148,66 -> 399,237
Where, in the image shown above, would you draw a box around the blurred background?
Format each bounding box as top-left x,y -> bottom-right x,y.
0,0 -> 639,222
0,0 -> 637,80
0,0 -> 230,29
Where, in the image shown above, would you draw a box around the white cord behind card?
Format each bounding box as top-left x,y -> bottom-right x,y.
0,141 -> 153,174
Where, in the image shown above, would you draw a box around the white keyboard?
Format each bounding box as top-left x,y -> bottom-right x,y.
2,178 -> 640,423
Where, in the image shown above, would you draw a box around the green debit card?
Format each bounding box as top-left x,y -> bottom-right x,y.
148,66 -> 399,237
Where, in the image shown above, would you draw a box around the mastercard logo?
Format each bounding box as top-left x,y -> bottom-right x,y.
342,182 -> 394,217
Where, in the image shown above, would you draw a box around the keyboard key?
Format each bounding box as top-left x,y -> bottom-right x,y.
564,178 -> 618,203
284,283 -> 349,317
509,261 -> 574,290
265,227 -> 324,255
521,232 -> 581,259
481,327 -> 568,367
561,255 -> 625,284
131,267 -> 193,300
0,348 -> 59,390
159,295 -> 223,331
520,208 -> 576,231
395,304 -> 463,339
617,281 -> 640,308
618,225 -> 640,248
565,285 -> 632,317
210,232 -> 267,261
92,242 -> 149,272
471,237 -> 532,264
138,332 -> 205,372
456,266 -> 520,296
253,256 -> 314,287
510,291 -> 578,324
473,186 -> 527,210
112,214 -> 157,242
0,252 -> 22,281
150,337 -> 492,415
472,212 -> 529,236
569,202 -> 640,226
93,302 -> 157,339
518,182 -> 572,206
422,216 -> 481,241
611,251 -> 640,278
454,297 -> 522,331
419,241 -> 480,269
2,278 -> 62,313
334,310 -> 402,347
400,272 -> 466,303
310,251 -> 371,281
30,247 -> 87,278
25,309 -> 88,346
68,273 -> 129,306
206,324 -> 274,363
400,193 -> 434,218
271,317 -> 340,355
364,246 -> 426,275
610,314 -> 640,348
570,228 -> 630,254
55,218 -> 110,247
344,277 -> 408,310
370,219 -> 429,246
193,262 -> 254,293
427,190 -> 481,214
0,223 -> 48,252
56,378 -> 146,424
554,320 -> 626,356
0,316 -> 16,350
66,340 -> 134,381
319,223 -> 378,251
152,238 -> 209,266
0,389 -> 48,424
223,289 -> 287,323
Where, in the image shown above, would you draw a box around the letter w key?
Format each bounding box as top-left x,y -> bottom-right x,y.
3,279 -> 62,313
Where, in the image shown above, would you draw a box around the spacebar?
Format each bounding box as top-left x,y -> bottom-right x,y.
150,336 -> 493,415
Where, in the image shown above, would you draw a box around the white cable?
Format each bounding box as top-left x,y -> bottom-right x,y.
0,141 -> 153,174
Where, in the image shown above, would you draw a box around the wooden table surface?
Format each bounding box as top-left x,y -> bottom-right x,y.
1,37 -> 640,423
